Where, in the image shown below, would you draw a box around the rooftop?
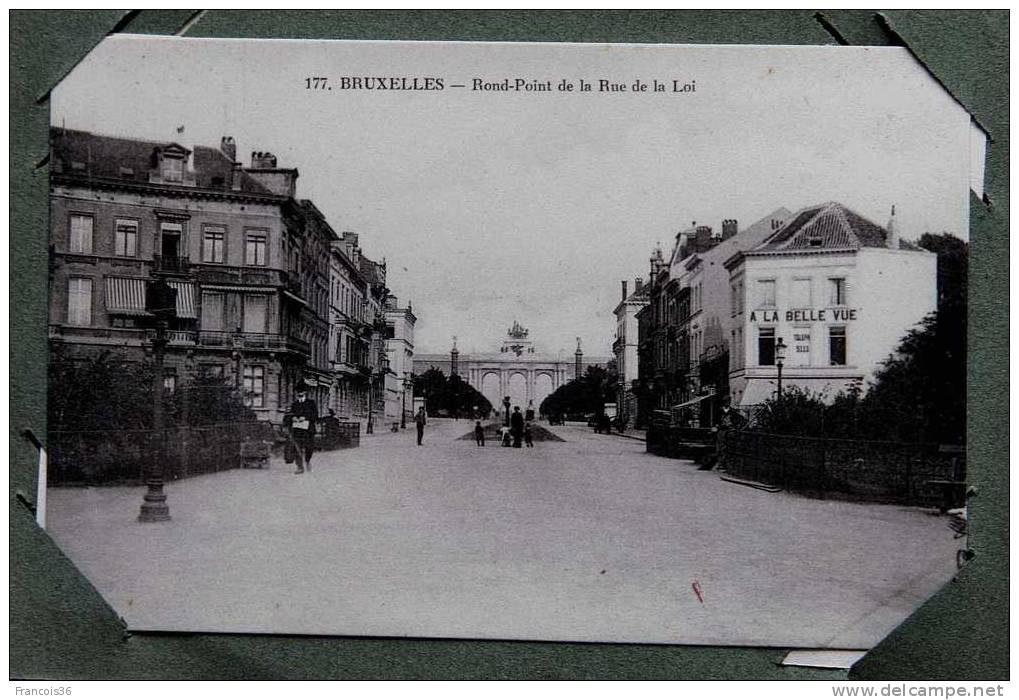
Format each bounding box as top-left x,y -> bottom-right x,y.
50,127 -> 276,197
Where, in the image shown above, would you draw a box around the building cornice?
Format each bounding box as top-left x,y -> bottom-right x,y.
52,173 -> 289,206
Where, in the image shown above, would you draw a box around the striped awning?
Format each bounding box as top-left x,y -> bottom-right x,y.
168,280 -> 197,319
105,277 -> 149,316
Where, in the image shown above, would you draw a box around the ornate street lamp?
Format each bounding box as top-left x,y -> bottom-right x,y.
139,279 -> 177,522
775,336 -> 787,403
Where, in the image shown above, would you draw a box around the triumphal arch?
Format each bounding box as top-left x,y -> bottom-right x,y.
413,321 -> 609,413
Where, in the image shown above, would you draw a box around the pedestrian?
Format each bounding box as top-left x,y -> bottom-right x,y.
415,405 -> 427,445
510,405 -> 524,448
474,420 -> 485,446
286,382 -> 318,474
524,421 -> 534,448
499,425 -> 512,446
366,413 -> 374,434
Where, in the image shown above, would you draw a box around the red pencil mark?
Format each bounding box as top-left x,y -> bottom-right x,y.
691,580 -> 704,604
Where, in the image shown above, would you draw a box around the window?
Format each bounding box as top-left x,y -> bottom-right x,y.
69,214 -> 93,254
829,326 -> 847,366
243,366 -> 265,407
162,156 -> 183,183
757,279 -> 776,308
202,226 -> 226,263
201,292 -> 224,331
163,373 -> 177,394
829,278 -> 847,306
114,219 -> 138,257
243,295 -> 268,333
791,278 -> 811,308
245,230 -> 267,266
67,277 -> 93,326
758,327 -> 776,366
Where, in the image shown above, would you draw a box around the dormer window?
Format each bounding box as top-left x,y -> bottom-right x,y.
808,235 -> 823,247
162,155 -> 184,183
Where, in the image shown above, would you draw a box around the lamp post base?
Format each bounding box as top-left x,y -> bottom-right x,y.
138,479 -> 171,522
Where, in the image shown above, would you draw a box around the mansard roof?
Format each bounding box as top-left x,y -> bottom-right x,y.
50,127 -> 276,198
754,201 -> 915,252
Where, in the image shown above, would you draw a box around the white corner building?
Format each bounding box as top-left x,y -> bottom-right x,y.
725,202 -> 937,407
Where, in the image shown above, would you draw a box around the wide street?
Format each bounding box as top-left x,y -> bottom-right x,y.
47,419 -> 959,648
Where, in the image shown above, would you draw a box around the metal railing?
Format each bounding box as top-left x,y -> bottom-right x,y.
198,331 -> 310,355
153,255 -> 190,274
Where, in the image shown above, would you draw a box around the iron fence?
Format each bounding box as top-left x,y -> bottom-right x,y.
717,429 -> 965,506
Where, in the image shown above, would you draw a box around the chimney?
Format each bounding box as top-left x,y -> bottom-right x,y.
621,280 -> 628,301
246,150 -> 298,197
695,225 -> 713,250
220,136 -> 236,162
722,218 -> 738,240
250,151 -> 278,169
634,277 -> 643,293
887,205 -> 899,249
231,161 -> 243,191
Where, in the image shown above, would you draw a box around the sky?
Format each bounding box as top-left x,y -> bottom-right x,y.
52,37 -> 973,356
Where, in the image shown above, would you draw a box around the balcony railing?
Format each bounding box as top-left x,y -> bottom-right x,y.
198,331 -> 310,356
152,255 -> 190,274
193,265 -> 285,287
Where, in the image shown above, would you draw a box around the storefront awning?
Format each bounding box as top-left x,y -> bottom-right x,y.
167,280 -> 197,319
105,277 -> 149,316
738,379 -> 776,408
672,393 -> 715,410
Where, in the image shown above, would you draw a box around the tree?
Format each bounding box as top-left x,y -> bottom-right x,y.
412,367 -> 492,417
540,365 -> 619,418
48,349 -> 255,433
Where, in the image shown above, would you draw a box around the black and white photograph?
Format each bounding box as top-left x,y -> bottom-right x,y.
41,35 -> 979,653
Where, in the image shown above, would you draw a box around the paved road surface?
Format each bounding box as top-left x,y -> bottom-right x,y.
47,419 -> 959,647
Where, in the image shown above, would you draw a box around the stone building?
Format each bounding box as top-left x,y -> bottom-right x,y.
325,230 -> 391,430
384,296 -> 416,425
725,202 -> 936,407
635,210 -> 789,427
612,278 -> 649,427
48,128 -> 331,423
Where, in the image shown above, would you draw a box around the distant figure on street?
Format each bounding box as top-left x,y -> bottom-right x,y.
285,383 -> 318,474
474,420 -> 485,446
525,401 -> 535,422
415,406 -> 427,445
524,421 -> 534,448
366,413 -> 374,434
499,425 -> 512,446
511,406 -> 524,448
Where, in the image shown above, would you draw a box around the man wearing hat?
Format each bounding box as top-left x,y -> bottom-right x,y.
285,380 -> 319,474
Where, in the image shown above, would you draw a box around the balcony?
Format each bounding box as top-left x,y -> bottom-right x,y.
194,265 -> 285,287
152,255 -> 191,275
198,331 -> 310,356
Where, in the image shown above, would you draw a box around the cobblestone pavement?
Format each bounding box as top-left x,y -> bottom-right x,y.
46,419 -> 959,647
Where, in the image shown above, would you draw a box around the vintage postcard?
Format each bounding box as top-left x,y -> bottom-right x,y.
43,35 -> 977,647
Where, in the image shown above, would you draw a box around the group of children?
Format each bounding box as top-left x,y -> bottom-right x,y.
474,420 -> 534,448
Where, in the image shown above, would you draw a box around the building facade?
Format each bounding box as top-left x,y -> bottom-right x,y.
49,128 -> 324,423
635,210 -> 790,427
726,202 -> 936,408
49,128 -> 404,428
384,296 -> 416,425
612,278 -> 649,427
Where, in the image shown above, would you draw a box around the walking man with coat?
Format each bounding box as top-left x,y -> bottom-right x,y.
286,381 -> 318,474
415,405 -> 427,445
510,405 -> 524,448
